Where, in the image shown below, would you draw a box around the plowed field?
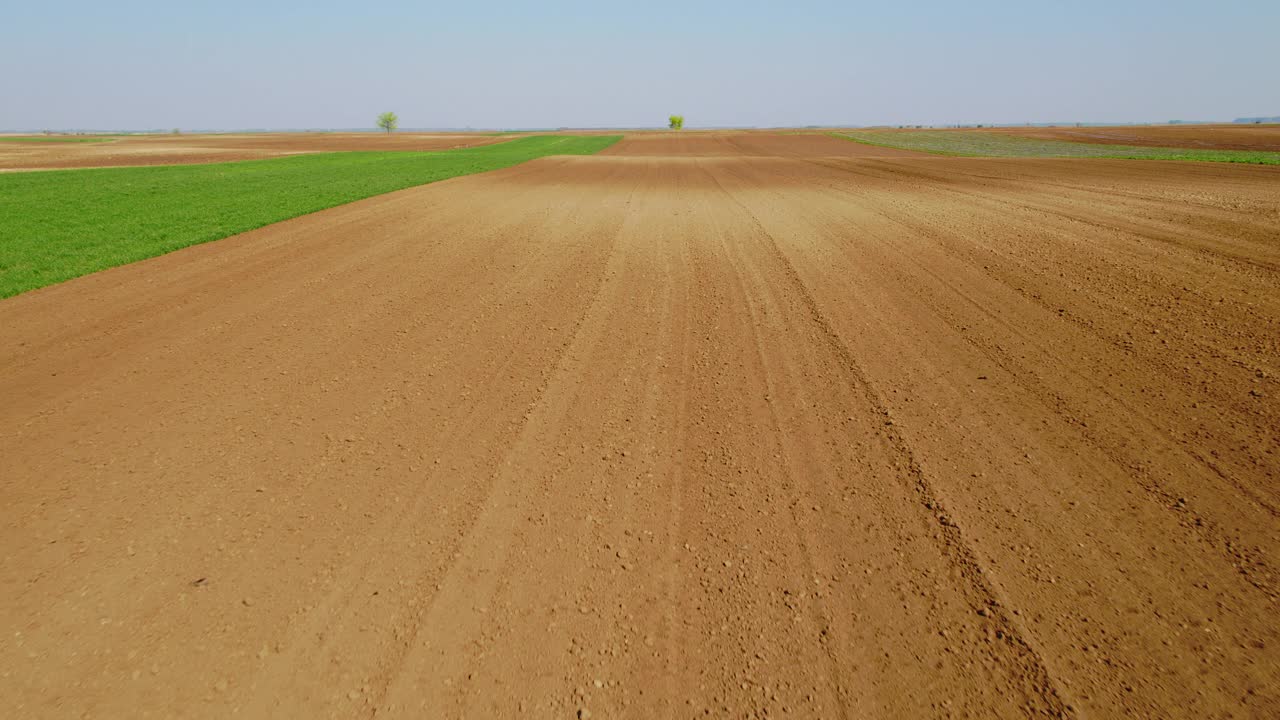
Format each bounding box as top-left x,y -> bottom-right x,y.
0,133 -> 506,170
2,133 -> 1277,718
988,123 -> 1280,151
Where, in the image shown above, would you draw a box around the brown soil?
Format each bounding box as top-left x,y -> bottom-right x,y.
0,132 -> 507,170
2,135 -> 1278,718
603,130 -> 926,157
986,123 -> 1280,151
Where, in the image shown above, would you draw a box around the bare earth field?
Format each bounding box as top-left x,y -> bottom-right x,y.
984,123 -> 1280,151
0,133 -> 506,170
2,134 -> 1278,718
601,131 -> 924,157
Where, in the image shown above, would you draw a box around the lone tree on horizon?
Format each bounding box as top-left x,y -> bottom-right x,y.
668,114 -> 685,130
377,111 -> 399,134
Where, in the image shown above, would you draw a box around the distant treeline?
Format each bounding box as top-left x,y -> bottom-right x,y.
1234,117 -> 1280,123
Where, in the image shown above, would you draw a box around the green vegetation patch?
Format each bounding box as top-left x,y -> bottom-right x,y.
835,130 -> 1280,165
0,136 -> 117,143
0,135 -> 620,298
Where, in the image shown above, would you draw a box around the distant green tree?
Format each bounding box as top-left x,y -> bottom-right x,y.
172,128 -> 181,135
668,115 -> 685,130
377,111 -> 399,134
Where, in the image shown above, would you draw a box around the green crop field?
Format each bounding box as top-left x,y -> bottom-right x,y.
835,130 -> 1280,165
0,135 -> 619,298
0,136 -> 117,143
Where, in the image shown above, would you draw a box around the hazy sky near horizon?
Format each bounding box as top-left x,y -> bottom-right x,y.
3,0 -> 1277,130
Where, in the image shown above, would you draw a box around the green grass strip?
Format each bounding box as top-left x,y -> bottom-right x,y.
834,131 -> 1280,165
0,136 -> 117,143
0,135 -> 620,298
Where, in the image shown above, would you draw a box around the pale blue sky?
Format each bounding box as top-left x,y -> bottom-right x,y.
2,0 -> 1276,130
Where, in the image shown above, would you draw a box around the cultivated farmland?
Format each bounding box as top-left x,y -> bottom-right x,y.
0,136 -> 619,297
0,131 -> 511,170
838,128 -> 1280,163
1,131 -> 1277,719
990,122 -> 1280,151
